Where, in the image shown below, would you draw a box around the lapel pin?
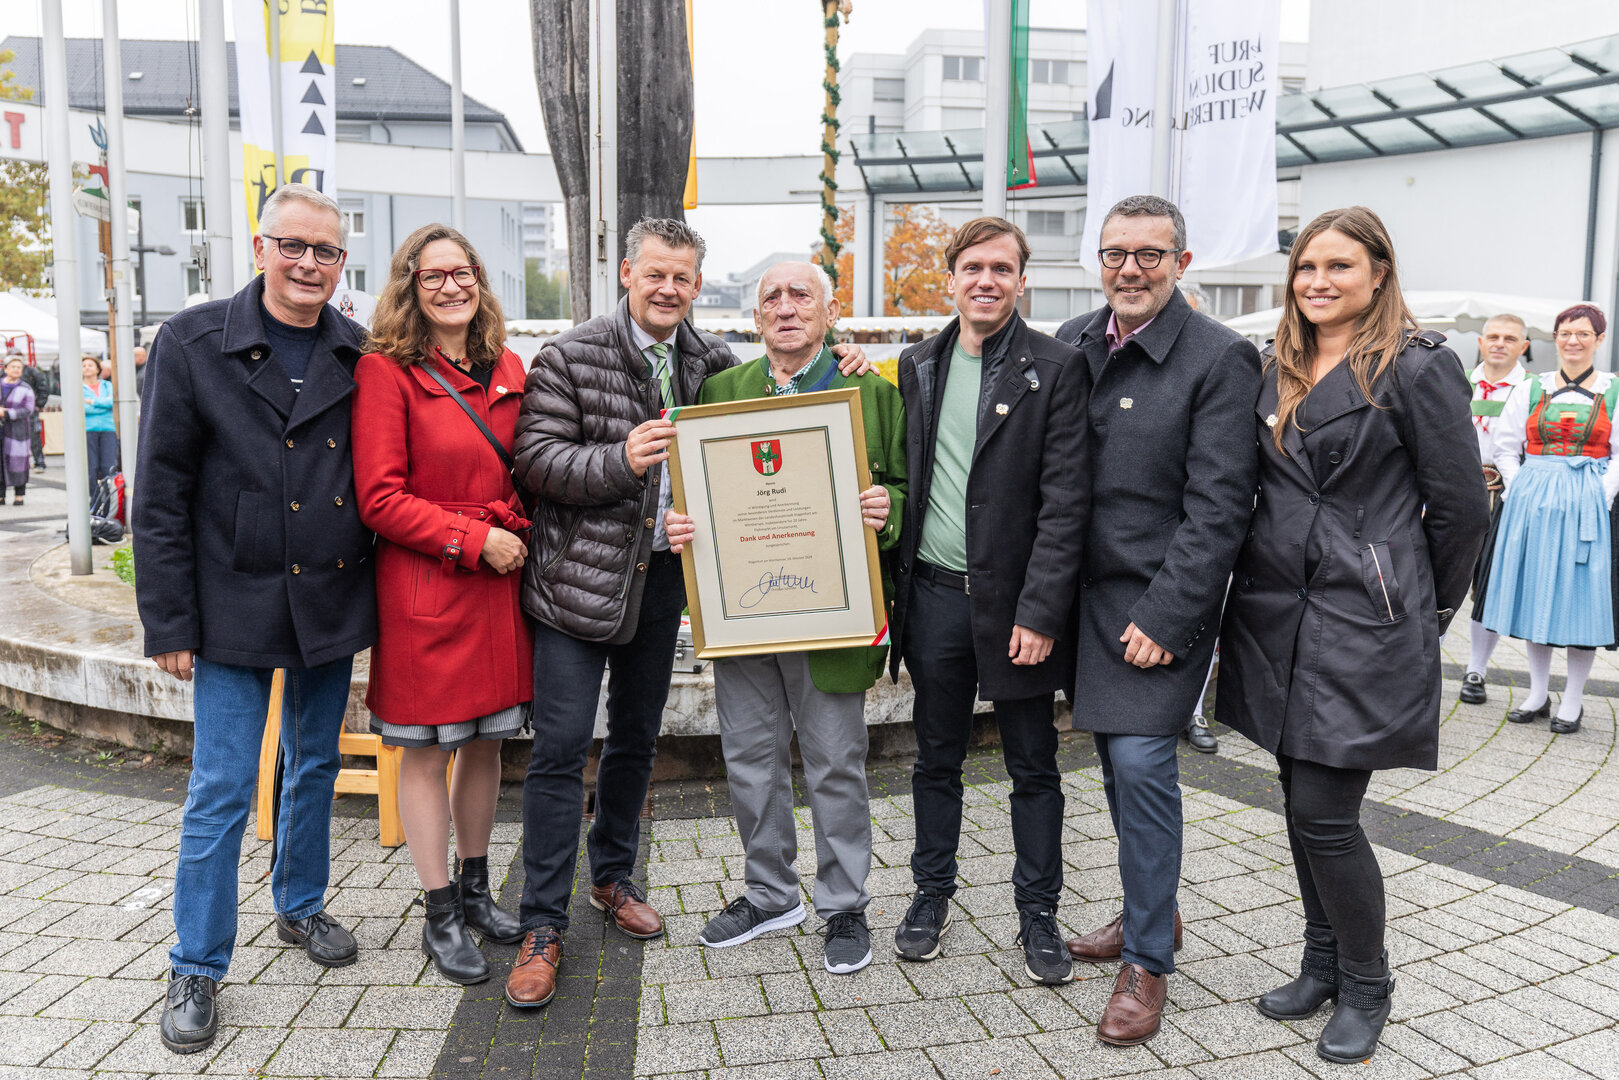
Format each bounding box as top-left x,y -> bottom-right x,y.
1029,379 -> 1040,391
495,385 -> 507,395
1120,397 -> 1134,409
1266,414 -> 1278,428
995,403 -> 1010,415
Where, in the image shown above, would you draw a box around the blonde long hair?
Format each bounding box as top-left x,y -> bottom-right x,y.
1271,206 -> 1417,453
367,224 -> 507,369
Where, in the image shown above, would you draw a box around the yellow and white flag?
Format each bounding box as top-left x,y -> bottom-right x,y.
233,0 -> 339,236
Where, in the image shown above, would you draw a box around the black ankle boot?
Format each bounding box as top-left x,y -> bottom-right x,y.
457,856 -> 524,944
1317,957 -> 1394,1064
1256,946 -> 1338,1020
421,884 -> 491,985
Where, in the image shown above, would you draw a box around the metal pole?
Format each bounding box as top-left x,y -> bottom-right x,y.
197,0 -> 236,296
982,0 -> 1011,218
450,0 -> 467,233
103,0 -> 139,525
268,1 -> 285,188
587,0 -> 619,318
1149,0 -> 1177,198
42,0 -> 94,575
1584,127 -> 1603,302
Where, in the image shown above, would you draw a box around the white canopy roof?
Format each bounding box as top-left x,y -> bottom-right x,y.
1222,291 -> 1578,344
0,292 -> 108,361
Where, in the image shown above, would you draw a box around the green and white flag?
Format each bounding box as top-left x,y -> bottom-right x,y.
1007,0 -> 1036,189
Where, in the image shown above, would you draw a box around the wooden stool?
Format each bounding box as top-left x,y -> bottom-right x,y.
254,669 -> 406,847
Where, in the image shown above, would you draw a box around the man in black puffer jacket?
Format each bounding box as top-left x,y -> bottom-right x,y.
508,218 -> 868,1009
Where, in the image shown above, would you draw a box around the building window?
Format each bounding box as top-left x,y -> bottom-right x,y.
1211,284 -> 1262,317
345,268 -> 366,293
942,55 -> 981,82
181,198 -> 205,233
873,77 -> 905,102
184,265 -> 203,297
1031,59 -> 1070,85
1026,210 -> 1065,236
940,107 -> 985,129
341,204 -> 365,238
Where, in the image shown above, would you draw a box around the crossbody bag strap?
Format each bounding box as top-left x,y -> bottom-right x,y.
420,359 -> 517,472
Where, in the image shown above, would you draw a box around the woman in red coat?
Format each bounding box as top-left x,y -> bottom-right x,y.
354,223 -> 534,985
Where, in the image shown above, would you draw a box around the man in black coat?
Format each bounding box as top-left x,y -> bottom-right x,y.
889,217 -> 1090,986
133,184 -> 376,1056
1056,196 -> 1262,1045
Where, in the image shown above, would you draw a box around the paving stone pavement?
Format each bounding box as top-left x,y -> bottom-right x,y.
0,633 -> 1616,1078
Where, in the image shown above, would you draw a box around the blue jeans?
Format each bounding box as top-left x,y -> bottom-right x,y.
169,655 -> 353,981
1094,732 -> 1182,974
519,551 -> 685,932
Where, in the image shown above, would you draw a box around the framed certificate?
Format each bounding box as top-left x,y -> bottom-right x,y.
666,387 -> 887,658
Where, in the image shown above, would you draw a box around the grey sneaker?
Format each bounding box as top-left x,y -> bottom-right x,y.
1017,909 -> 1074,985
894,890 -> 951,961
699,895 -> 805,948
821,911 -> 872,974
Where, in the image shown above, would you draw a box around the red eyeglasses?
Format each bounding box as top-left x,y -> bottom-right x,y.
414,265 -> 481,291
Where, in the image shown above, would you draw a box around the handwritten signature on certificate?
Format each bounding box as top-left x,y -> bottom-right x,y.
737,566 -> 820,610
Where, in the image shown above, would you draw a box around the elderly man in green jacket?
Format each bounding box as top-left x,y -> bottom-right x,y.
665,260 -> 905,976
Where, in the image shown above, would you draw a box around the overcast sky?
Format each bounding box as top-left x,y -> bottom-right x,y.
16,0 -> 1311,279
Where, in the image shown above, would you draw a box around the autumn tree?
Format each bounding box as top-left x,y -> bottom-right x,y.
0,49 -> 49,294
830,208 -> 854,310
884,203 -> 953,316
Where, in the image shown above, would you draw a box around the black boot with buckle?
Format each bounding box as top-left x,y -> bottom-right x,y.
457,855 -> 524,944
1317,954 -> 1394,1064
1256,943 -> 1338,1020
421,884 -> 491,985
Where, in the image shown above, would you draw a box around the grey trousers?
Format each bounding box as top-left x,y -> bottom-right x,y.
713,652 -> 872,918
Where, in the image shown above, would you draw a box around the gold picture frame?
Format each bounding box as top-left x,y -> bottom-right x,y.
666,387 -> 887,658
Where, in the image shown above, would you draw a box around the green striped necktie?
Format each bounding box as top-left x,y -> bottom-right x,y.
650,342 -> 675,411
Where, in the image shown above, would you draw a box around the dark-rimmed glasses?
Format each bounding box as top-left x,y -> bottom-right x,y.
262,235 -> 345,265
1098,247 -> 1179,270
414,265 -> 481,291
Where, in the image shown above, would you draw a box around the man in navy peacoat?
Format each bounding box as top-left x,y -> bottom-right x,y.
1055,196 -> 1263,1047
133,185 -> 376,1056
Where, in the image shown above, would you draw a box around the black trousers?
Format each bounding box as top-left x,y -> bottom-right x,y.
1278,754 -> 1386,978
518,551 -> 685,933
903,568 -> 1063,911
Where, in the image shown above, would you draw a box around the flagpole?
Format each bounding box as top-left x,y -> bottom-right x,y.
587,0 -> 619,318
450,0 -> 467,233
42,0 -> 93,575
982,0 -> 1011,218
268,2 -> 285,188
1149,0 -> 1177,197
102,0 -> 138,524
198,0 -> 235,296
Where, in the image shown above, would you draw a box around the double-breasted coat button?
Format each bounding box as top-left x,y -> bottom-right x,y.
290,501 -> 300,511
291,564 -> 301,575
1328,451 -> 1342,464
327,438 -> 337,448
645,518 -> 655,528
286,438 -> 294,448
637,562 -> 648,573
334,496 -> 343,507
1296,587 -> 1308,600
1307,492 -> 1319,505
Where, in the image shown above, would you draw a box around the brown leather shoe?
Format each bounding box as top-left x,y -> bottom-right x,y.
589,880 -> 665,939
1067,910 -> 1182,961
1098,962 -> 1167,1046
504,927 -> 563,1008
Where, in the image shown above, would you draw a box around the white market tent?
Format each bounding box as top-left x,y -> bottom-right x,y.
1222,291 -> 1575,345
0,291 -> 108,363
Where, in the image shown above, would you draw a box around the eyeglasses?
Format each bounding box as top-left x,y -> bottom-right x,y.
262,235 -> 345,265
414,265 -> 481,291
1098,247 -> 1179,270
1555,329 -> 1597,342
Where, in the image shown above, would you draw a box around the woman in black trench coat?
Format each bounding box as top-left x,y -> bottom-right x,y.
1216,206 -> 1488,1064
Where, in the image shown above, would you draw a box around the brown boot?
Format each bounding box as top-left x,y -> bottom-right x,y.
1097,962 -> 1167,1046
589,880 -> 665,939
504,927 -> 563,1008
1067,910 -> 1182,961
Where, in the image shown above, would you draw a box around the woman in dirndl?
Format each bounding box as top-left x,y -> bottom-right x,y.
1482,303 -> 1615,735
353,223 -> 534,984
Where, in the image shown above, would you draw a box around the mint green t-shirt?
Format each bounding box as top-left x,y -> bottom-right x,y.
916,341 -> 981,573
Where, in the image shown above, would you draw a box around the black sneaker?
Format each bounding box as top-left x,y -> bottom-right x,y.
159,971 -> 217,1054
699,895 -> 806,948
821,911 -> 872,974
1458,671 -> 1488,705
894,890 -> 951,961
1017,909 -> 1074,985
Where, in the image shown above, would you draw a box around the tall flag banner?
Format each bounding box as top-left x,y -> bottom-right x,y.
1079,0 -> 1157,263
1081,0 -> 1279,271
233,0 -> 338,237
1176,0 -> 1279,268
1007,0 -> 1036,189
682,0 -> 698,209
